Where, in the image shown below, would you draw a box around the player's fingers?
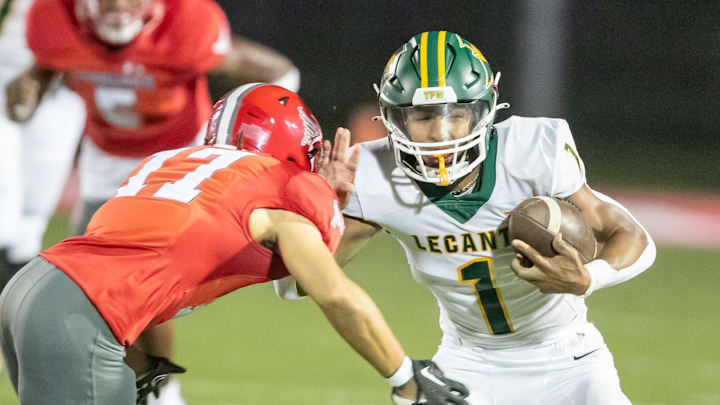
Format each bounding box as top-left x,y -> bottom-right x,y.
11,103 -> 34,122
321,140 -> 332,166
336,182 -> 355,195
510,239 -> 547,267
347,144 -> 361,171
332,127 -> 351,162
509,256 -> 542,281
314,140 -> 331,172
552,233 -> 577,257
322,140 -> 332,162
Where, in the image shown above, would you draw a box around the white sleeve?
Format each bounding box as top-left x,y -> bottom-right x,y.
582,189 -> 657,295
551,120 -> 587,198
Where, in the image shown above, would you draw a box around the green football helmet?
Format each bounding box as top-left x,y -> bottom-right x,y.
378,31 -> 508,185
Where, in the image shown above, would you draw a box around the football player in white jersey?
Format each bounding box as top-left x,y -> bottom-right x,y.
277,31 -> 657,404
0,0 -> 86,288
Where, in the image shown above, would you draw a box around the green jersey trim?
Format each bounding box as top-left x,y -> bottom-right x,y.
0,0 -> 15,34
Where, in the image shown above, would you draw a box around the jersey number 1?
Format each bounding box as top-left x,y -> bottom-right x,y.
458,258 -> 514,335
116,147 -> 251,203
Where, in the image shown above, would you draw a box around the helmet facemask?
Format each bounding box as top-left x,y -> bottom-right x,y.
77,0 -> 155,45
382,90 -> 499,186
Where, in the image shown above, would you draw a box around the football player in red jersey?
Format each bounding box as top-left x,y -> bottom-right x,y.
6,0 -> 300,230
3,1 -> 300,402
0,84 -> 469,405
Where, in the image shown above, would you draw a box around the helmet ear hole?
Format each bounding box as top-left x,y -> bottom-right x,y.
467,71 -> 482,87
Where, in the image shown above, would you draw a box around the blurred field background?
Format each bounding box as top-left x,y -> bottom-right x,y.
2,0 -> 719,404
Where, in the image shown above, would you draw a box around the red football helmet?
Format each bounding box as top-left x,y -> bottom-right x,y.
205,83 -> 324,172
75,0 -> 164,45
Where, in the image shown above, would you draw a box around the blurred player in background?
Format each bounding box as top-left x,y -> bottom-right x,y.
0,84 -> 469,405
278,31 -> 657,404
0,0 -> 85,294
3,0 -> 301,403
6,0 -> 301,235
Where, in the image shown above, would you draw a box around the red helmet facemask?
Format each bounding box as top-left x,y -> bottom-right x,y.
205,84 -> 324,173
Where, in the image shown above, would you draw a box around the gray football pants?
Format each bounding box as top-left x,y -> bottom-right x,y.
0,257 -> 135,404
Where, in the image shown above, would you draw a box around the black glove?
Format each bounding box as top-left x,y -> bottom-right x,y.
136,355 -> 186,405
392,360 -> 469,405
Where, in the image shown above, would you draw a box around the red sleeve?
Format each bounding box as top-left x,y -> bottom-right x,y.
284,171 -> 344,254
166,0 -> 230,73
26,0 -> 76,70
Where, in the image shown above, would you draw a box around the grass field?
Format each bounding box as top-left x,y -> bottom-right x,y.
2,224 -> 719,404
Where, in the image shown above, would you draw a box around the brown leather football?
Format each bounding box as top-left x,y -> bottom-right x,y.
508,197 -> 597,264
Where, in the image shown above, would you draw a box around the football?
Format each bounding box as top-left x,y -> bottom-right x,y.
508,196 -> 596,264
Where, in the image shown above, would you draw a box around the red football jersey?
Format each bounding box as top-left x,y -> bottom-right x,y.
26,0 -> 230,157
41,146 -> 344,345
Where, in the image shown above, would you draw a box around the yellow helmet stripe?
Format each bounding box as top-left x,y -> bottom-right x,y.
437,30 -> 447,87
420,31 -> 429,88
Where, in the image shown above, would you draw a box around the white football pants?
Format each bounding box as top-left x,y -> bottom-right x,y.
433,322 -> 631,405
0,86 -> 85,262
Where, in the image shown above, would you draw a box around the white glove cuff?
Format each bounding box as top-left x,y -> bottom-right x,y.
581,259 -> 614,297
387,356 -> 413,387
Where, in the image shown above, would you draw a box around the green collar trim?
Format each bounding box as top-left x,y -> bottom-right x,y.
416,129 -> 498,223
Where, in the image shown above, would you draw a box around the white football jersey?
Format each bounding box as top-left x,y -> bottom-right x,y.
344,116 -> 589,348
0,0 -> 34,80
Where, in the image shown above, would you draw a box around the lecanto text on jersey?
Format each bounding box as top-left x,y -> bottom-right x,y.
411,226 -> 510,255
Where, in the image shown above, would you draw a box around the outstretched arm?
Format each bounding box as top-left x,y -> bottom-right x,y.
250,208 -> 404,376
209,36 -> 300,91
250,208 -> 468,403
5,64 -> 57,122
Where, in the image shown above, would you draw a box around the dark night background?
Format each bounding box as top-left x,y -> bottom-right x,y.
214,0 -> 719,191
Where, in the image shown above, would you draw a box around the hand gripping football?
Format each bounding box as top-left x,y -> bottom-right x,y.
508,197 -> 596,263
